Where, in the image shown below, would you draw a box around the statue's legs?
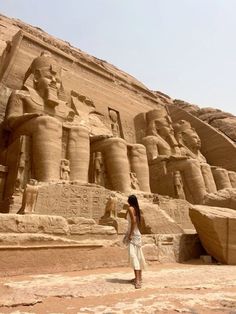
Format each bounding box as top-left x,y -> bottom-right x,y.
200,163 -> 217,193
91,138 -> 131,192
168,159 -> 206,204
211,166 -> 232,190
128,144 -> 150,192
32,116 -> 62,181
67,125 -> 90,182
13,116 -> 62,182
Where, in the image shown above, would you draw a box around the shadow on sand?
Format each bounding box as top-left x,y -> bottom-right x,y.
106,278 -> 133,285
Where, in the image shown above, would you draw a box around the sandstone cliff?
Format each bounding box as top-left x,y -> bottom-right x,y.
173,99 -> 236,143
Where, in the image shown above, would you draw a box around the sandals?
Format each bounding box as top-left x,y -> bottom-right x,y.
135,281 -> 142,289
131,278 -> 142,289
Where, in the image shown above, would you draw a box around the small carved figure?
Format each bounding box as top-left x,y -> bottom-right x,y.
15,152 -> 25,193
93,152 -> 104,186
173,171 -> 185,199
17,179 -> 38,214
130,172 -> 140,190
109,109 -> 120,137
60,159 -> 70,180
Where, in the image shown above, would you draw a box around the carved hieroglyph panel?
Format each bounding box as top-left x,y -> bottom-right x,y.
35,184 -> 111,220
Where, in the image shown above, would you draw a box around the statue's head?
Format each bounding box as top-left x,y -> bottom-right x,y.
174,120 -> 201,150
145,108 -> 172,137
95,152 -> 102,158
154,117 -> 174,138
25,51 -> 63,106
29,179 -> 38,186
109,109 -> 118,123
182,129 -> 201,150
61,159 -> 70,166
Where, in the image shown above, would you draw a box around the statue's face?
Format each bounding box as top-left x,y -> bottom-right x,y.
156,121 -> 174,138
29,179 -> 37,185
34,66 -> 61,102
183,130 -> 201,149
109,110 -> 118,123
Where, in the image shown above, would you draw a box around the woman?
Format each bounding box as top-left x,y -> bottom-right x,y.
125,194 -> 146,289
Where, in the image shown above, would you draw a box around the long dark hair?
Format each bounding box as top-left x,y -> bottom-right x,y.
128,194 -> 141,223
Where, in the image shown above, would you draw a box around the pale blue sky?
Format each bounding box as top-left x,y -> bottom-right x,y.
0,0 -> 236,114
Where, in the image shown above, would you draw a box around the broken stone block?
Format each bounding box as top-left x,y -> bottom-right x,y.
190,205 -> 236,264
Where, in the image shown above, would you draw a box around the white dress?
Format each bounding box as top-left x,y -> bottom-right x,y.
126,212 -> 146,270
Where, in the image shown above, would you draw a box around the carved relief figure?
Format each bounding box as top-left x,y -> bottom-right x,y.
109,109 -> 120,137
173,171 -> 185,199
60,159 -> 70,180
93,152 -> 104,186
130,172 -> 140,190
17,179 -> 38,214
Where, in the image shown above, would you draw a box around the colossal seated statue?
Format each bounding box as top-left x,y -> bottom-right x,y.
142,109 -> 209,204
5,51 -> 90,183
142,110 -> 236,204
173,120 -> 217,194
3,51 -> 150,205
174,120 -> 236,192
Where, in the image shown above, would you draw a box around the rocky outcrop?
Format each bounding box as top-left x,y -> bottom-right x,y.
173,99 -> 236,143
189,205 -> 236,264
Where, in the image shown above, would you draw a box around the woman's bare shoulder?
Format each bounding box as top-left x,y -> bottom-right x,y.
128,206 -> 135,214
128,206 -> 136,221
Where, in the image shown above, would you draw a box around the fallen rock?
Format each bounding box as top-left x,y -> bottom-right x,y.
189,205 -> 236,264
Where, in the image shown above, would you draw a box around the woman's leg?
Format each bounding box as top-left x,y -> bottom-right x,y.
134,270 -> 142,288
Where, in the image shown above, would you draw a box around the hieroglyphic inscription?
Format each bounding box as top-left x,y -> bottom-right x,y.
35,184 -> 110,220
122,119 -> 136,143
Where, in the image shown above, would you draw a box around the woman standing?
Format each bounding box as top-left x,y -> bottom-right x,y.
125,194 -> 146,289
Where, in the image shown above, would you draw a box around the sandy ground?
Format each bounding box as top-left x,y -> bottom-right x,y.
0,260 -> 236,314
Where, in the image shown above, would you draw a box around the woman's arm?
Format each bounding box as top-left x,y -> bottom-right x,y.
128,206 -> 136,241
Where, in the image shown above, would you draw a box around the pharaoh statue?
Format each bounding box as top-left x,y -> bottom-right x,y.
4,51 -> 90,183
3,51 -> 150,199
173,120 -> 217,194
142,109 -> 209,204
174,120 -> 236,192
